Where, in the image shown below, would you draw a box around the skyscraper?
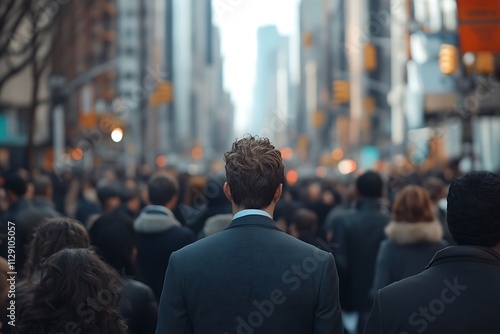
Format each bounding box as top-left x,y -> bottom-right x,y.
252,25 -> 288,143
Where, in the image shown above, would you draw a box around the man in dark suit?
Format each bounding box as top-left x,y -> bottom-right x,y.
156,136 -> 343,334
364,171 -> 500,334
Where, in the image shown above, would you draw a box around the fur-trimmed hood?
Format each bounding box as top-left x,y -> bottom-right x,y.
134,206 -> 181,233
385,220 -> 443,245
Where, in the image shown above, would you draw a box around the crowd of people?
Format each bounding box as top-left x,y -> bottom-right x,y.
0,135 -> 499,333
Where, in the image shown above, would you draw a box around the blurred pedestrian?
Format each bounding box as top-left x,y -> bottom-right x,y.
96,183 -> 122,214
22,217 -> 89,282
1,174 -> 52,277
85,182 -> 122,230
17,248 -> 126,334
49,171 -> 72,215
289,208 -> 327,250
371,185 -> 448,295
90,215 -> 158,334
75,178 -> 100,226
189,174 -> 231,236
274,182 -> 303,233
364,171 -> 500,333
16,217 -> 90,333
117,182 -> 143,220
156,136 -> 343,334
329,171 -> 390,334
303,181 -> 336,236
134,172 -> 195,301
32,175 -> 63,217
423,177 -> 453,244
88,181 -> 138,256
197,213 -> 232,239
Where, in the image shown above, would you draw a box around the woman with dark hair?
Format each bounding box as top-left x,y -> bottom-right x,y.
12,218 -> 91,333
371,185 -> 448,294
17,248 -> 126,334
23,217 -> 90,282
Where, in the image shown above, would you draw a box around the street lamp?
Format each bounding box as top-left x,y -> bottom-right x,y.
111,128 -> 123,143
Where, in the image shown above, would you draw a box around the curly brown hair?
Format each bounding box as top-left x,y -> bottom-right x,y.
18,248 -> 126,334
224,135 -> 284,209
24,217 -> 90,281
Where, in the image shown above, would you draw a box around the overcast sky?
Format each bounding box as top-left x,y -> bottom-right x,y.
215,0 -> 300,135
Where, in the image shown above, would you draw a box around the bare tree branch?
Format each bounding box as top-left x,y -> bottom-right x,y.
4,17 -> 53,57
0,0 -> 31,58
0,39 -> 44,88
0,0 -> 17,31
0,0 -> 63,92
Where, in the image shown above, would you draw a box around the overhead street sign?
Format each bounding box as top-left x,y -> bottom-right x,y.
457,0 -> 500,52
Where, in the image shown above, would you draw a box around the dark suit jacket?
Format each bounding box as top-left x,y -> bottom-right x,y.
156,214 -> 344,334
364,246 -> 500,334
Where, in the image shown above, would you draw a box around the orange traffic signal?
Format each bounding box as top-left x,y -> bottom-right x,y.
333,80 -> 350,104
439,44 -> 458,75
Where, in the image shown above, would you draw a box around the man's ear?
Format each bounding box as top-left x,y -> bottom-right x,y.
273,183 -> 283,204
223,182 -> 233,202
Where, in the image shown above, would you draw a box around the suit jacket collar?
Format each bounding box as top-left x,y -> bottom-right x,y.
225,214 -> 282,232
426,245 -> 500,269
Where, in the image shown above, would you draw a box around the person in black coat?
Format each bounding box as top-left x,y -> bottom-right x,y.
90,214 -> 158,334
156,136 -> 344,334
1,175 -> 56,277
328,171 -> 390,333
88,208 -> 136,276
115,182 -> 143,221
371,185 -> 448,295
134,172 -> 195,301
364,171 -> 500,334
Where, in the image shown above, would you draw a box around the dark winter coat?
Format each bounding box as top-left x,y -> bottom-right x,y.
134,206 -> 195,301
365,246 -> 500,333
331,198 -> 390,312
371,220 -> 448,295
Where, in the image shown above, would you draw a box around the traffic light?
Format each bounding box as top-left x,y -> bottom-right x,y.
312,110 -> 325,128
150,81 -> 173,107
364,43 -> 377,72
439,44 -> 458,75
333,80 -> 350,104
475,52 -> 495,74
